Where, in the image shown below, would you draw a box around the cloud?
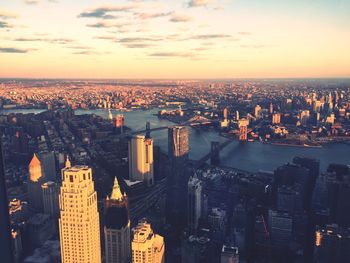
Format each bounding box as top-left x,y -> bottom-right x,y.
136,11 -> 173,20
149,52 -> 195,58
189,34 -> 233,40
24,0 -> 40,4
118,37 -> 162,43
78,5 -> 136,19
0,47 -> 30,53
124,43 -> 153,48
0,21 -> 11,28
188,0 -> 211,7
13,37 -> 74,45
169,14 -> 192,23
24,0 -> 60,4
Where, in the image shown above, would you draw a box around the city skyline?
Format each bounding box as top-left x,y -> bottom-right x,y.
1,0 -> 350,79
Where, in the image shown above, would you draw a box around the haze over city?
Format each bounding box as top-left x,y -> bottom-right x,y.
1,0 -> 350,78
1,1 -> 350,263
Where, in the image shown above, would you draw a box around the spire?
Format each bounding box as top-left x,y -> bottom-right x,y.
29,153 -> 43,182
65,155 -> 71,168
110,177 -> 123,201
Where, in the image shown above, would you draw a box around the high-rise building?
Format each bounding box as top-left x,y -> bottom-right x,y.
28,153 -> 46,211
128,135 -> 154,186
238,119 -> 248,141
131,220 -> 165,263
115,114 -> 124,134
269,103 -> 274,114
221,245 -> 239,263
188,175 -> 202,233
272,113 -> 281,124
167,126 -> 189,227
104,177 -> 130,263
223,108 -> 228,120
42,181 -> 59,219
39,151 -> 56,182
254,105 -> 262,119
168,126 -> 189,159
59,165 -> 101,263
0,140 -> 14,263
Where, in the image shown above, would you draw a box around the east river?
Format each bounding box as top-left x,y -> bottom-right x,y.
1,108 -> 349,172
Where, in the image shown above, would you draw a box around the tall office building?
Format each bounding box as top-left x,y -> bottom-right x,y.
238,119 -> 248,141
42,181 -> 59,218
223,107 -> 228,120
188,175 -> 202,233
104,177 -> 130,263
254,105 -> 262,119
128,135 -> 154,186
115,114 -> 124,134
131,220 -> 165,263
28,153 -> 45,211
59,165 -> 101,263
168,126 -> 189,159
272,113 -> 281,124
167,126 -> 189,227
39,151 -> 56,182
0,140 -> 14,263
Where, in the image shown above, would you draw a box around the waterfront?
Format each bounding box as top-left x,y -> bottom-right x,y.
1,108 -> 349,172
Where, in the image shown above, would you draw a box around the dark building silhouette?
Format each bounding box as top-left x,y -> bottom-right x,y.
167,126 -> 189,228
0,140 -> 14,263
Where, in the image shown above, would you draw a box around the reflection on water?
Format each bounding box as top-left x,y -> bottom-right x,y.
1,108 -> 349,172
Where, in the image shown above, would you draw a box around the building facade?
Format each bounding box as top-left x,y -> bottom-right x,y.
59,165 -> 101,263
104,177 -> 130,263
28,153 -> 45,211
188,175 -> 202,233
128,135 -> 154,186
131,220 -> 165,263
42,181 -> 59,219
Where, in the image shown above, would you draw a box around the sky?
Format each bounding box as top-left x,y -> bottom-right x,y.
0,0 -> 349,79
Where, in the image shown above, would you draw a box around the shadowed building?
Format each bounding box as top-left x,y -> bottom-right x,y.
167,126 -> 189,228
0,140 -> 14,263
104,177 -> 130,263
28,153 -> 46,211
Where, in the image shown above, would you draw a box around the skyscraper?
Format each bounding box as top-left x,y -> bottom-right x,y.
104,177 -> 130,263
188,175 -> 202,233
0,140 -> 14,263
167,126 -> 189,227
59,165 -> 101,263
131,220 -> 165,263
39,151 -> 56,182
41,181 -> 59,219
28,153 -> 45,211
168,126 -> 189,159
238,119 -> 248,141
128,135 -> 154,186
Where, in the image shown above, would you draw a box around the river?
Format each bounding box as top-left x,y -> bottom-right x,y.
1,108 -> 349,172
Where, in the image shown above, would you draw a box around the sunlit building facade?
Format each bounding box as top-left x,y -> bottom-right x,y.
59,165 -> 101,263
131,220 -> 165,263
104,177 -> 130,263
28,153 -> 45,211
128,135 -> 154,186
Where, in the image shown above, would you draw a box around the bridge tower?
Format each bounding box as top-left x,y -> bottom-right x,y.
145,121 -> 151,138
210,141 -> 220,166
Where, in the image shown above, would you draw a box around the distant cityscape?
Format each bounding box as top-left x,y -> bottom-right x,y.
0,79 -> 349,263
